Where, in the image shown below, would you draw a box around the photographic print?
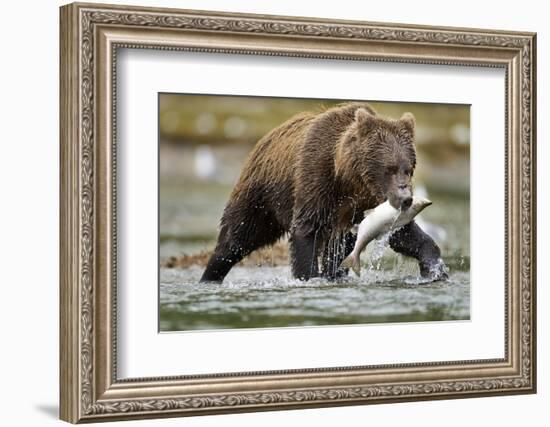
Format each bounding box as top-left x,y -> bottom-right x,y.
159,94 -> 471,331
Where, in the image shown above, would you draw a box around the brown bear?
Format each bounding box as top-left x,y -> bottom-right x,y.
200,102 -> 447,283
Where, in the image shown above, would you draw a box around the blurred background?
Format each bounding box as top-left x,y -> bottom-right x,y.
159,93 -> 470,265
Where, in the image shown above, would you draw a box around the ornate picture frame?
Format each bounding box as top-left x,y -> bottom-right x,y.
60,2 -> 536,423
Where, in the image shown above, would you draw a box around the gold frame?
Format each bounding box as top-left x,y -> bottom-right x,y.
60,2 -> 537,423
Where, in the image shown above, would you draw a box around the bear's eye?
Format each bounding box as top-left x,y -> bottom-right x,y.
386,166 -> 398,175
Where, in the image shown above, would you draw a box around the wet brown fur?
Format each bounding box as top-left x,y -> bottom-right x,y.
201,102 -> 419,282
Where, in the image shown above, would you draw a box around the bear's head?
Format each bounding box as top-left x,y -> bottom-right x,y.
335,107 -> 417,210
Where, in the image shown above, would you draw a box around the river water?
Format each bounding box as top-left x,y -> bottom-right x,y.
160,257 -> 470,331
159,180 -> 470,332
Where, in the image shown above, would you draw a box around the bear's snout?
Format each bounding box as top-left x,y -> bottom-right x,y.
401,196 -> 413,210
387,179 -> 413,210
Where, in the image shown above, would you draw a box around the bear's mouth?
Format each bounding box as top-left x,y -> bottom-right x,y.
400,196 -> 413,211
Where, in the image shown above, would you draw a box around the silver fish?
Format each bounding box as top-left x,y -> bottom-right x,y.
340,196 -> 433,276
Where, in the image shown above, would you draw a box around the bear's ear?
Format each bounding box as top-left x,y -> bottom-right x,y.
354,107 -> 369,122
354,108 -> 377,130
400,112 -> 416,134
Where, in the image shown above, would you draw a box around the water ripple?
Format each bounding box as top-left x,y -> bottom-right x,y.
160,264 -> 470,331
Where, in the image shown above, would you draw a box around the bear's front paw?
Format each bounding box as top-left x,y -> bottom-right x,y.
419,257 -> 448,282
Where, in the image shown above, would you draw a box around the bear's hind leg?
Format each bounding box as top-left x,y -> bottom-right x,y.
200,228 -> 246,283
200,204 -> 284,283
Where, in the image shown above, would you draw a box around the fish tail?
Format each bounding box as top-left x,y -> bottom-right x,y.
341,253 -> 361,277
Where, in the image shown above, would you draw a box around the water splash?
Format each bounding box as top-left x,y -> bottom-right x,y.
369,231 -> 391,268
363,209 -> 404,276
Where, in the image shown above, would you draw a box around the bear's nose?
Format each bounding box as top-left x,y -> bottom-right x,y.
401,197 -> 413,210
